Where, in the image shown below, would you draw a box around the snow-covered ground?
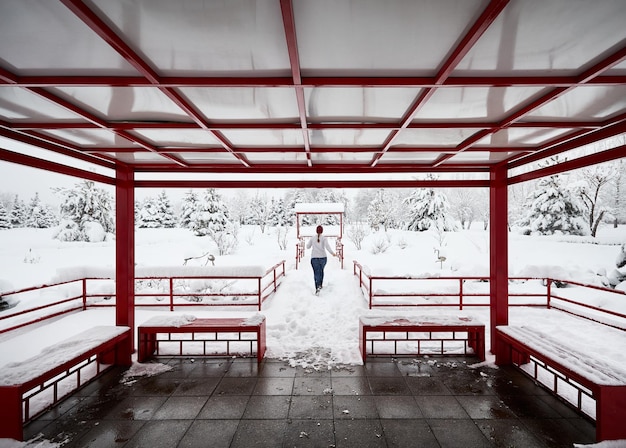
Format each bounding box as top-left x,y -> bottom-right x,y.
1,224 -> 625,447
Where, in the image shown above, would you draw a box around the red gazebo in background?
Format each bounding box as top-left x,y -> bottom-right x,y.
294,202 -> 345,269
1,0 -> 625,357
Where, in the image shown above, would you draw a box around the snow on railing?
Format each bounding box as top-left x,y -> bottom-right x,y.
353,260 -> 626,330
0,261 -> 286,334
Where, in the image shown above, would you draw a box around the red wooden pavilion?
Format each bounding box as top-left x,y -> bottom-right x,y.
1,0 -> 625,357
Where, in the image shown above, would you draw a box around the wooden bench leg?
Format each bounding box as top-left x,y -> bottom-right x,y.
0,386 -> 24,441
596,386 -> 626,441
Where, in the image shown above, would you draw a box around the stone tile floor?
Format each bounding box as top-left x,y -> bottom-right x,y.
24,356 -> 596,447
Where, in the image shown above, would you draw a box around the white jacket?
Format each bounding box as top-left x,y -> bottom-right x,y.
306,235 -> 335,258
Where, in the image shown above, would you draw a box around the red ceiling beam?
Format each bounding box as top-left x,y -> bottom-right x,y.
371,0 -> 511,167
6,120 -> 602,132
132,162 -> 490,174
0,127 -> 117,169
135,178 -> 490,190
5,74 -> 626,88
280,0 -> 312,167
0,147 -> 115,185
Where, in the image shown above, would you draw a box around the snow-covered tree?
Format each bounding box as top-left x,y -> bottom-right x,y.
403,187 -> 456,232
517,174 -> 587,236
285,189 -> 308,225
268,198 -> 290,227
610,159 -> 625,227
228,190 -> 251,225
137,197 -> 161,228
448,188 -> 486,230
156,191 -> 176,228
191,189 -> 237,255
0,202 -> 10,229
25,193 -> 56,228
54,181 -> 114,242
248,192 -> 270,233
180,190 -> 200,229
573,163 -> 617,237
367,189 -> 397,231
9,195 -> 27,228
192,189 -> 230,236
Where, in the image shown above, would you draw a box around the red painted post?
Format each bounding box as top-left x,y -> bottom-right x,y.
169,278 -> 174,311
258,277 -> 262,311
546,278 -> 552,309
116,165 -> 135,358
82,278 -> 87,310
369,276 -> 373,309
490,164 -> 509,358
0,387 -> 23,440
459,278 -> 463,310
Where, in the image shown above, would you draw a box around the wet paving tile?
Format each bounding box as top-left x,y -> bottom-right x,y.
20,355 -> 599,447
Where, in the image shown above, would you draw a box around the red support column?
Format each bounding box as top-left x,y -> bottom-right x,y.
490,163 -> 509,356
116,165 -> 135,356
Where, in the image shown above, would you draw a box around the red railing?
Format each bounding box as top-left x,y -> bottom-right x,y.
0,261 -> 285,334
353,260 -> 626,329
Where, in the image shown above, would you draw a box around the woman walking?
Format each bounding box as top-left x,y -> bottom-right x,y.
306,225 -> 336,294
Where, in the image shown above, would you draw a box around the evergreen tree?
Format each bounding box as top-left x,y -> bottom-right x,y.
404,187 -> 456,232
9,195 -> 27,227
517,175 -> 587,236
26,193 -> 44,228
268,198 -> 289,227
192,189 -> 237,255
0,202 -> 11,229
41,204 -> 58,228
248,192 -> 270,233
54,181 -> 114,242
156,191 -> 177,228
192,189 -> 230,236
367,189 -> 396,231
180,190 -> 200,229
137,197 -> 161,228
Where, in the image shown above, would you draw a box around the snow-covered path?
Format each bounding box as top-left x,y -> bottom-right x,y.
263,260 -> 369,369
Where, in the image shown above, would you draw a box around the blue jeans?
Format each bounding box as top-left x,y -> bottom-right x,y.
311,257 -> 327,289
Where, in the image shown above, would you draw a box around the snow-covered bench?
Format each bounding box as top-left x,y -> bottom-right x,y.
495,325 -> 626,442
359,315 -> 485,363
137,314 -> 266,364
0,325 -> 131,441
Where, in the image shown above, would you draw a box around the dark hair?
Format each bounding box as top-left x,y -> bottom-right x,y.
316,225 -> 323,242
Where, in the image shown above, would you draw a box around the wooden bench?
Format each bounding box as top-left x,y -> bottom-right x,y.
0,325 -> 131,441
359,315 -> 485,363
138,315 -> 266,364
496,325 -> 626,442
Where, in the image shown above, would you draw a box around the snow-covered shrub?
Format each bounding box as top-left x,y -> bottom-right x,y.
613,243 -> 626,289
348,223 -> 368,250
275,226 -> 289,250
22,248 -> 40,264
83,221 -> 107,242
370,235 -> 391,254
209,225 -> 238,256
